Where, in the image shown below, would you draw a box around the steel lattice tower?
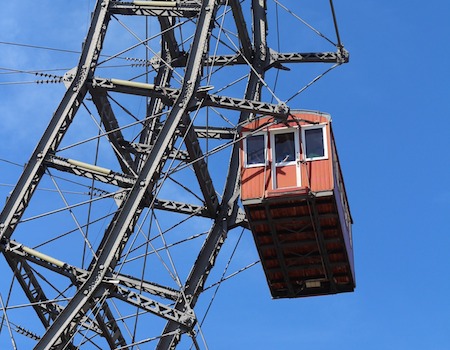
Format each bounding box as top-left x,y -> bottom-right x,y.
0,1 -> 347,348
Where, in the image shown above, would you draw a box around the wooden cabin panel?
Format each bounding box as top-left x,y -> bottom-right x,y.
241,113 -> 335,201
240,115 -> 274,132
241,113 -> 331,133
302,159 -> 334,193
299,113 -> 334,192
241,166 -> 271,201
275,166 -> 297,189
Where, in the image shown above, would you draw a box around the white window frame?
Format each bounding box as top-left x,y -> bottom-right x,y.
301,124 -> 328,161
270,128 -> 301,189
270,128 -> 300,167
243,132 -> 268,168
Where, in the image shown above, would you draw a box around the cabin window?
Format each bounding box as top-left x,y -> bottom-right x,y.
303,125 -> 328,160
244,133 -> 266,167
274,132 -> 296,164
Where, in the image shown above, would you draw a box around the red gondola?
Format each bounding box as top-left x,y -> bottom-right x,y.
240,111 -> 355,298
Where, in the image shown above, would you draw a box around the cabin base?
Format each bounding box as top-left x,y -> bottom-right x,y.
243,190 -> 355,299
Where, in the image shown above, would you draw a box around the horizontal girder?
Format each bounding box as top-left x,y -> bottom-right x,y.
143,50 -> 348,70
45,155 -> 136,188
269,50 -> 349,65
3,240 -> 189,321
90,77 -> 290,118
44,153 -> 248,226
109,1 -> 201,17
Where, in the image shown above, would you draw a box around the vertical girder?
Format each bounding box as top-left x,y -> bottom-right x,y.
35,0 -> 220,347
89,88 -> 136,175
229,0 -> 253,60
181,115 -> 219,216
134,34 -> 174,172
156,0 -> 271,348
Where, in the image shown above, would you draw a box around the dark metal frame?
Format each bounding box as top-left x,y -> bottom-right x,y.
0,1 -> 347,348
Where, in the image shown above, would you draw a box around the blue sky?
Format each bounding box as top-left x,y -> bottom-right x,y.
1,1 -> 450,349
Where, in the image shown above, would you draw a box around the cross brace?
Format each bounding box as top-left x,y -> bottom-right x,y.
3,240 -> 192,328
89,77 -> 290,118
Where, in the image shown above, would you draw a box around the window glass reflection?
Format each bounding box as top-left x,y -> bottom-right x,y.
305,128 -> 324,159
246,134 -> 265,165
275,133 -> 295,163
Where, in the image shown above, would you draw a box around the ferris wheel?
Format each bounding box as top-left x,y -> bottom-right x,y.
0,1 -> 352,349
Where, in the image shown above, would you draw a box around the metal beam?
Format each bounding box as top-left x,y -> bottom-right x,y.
109,1 -> 201,17
181,116 -> 219,216
2,254 -> 79,349
34,0 -> 219,346
153,198 -> 209,218
133,125 -> 236,142
3,254 -> 59,329
4,239 -> 190,344
228,208 -> 249,230
0,2 -> 115,345
89,88 -> 136,175
110,285 -> 193,327
44,154 -> 218,220
203,93 -> 288,117
156,0 -> 271,347
152,50 -> 347,68
192,126 -> 236,139
269,50 -> 349,65
5,239 -> 181,302
113,274 -> 180,301
3,243 -> 127,348
134,22 -> 176,172
128,143 -> 190,161
229,0 -> 253,60
309,195 -> 337,293
0,0 -> 111,243
263,202 -> 296,296
45,155 -> 136,188
158,17 -> 182,63
92,301 -> 128,349
90,77 -> 289,118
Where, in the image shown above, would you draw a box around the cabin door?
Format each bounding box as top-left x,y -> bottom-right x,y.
271,129 -> 301,189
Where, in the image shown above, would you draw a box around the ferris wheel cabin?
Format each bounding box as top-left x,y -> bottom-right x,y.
240,111 -> 355,299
